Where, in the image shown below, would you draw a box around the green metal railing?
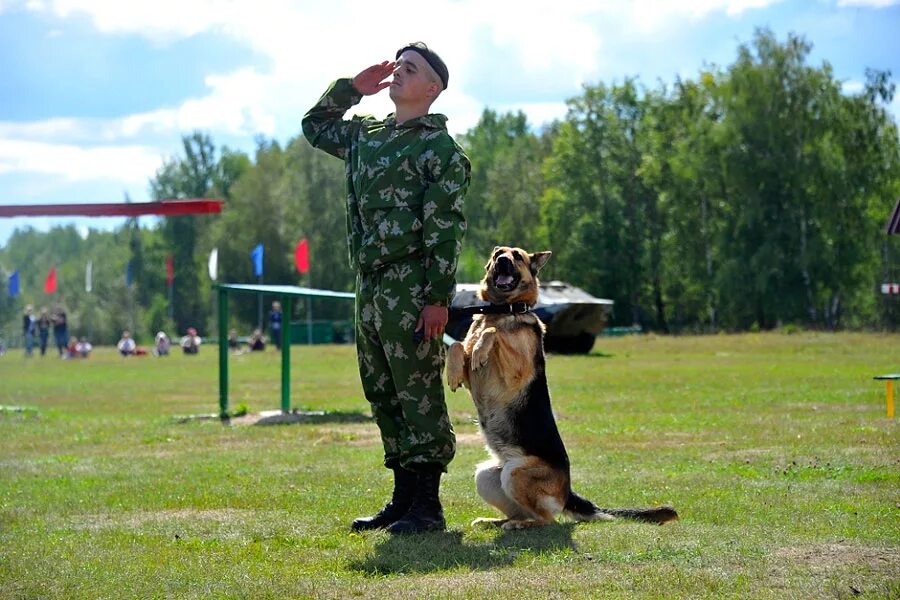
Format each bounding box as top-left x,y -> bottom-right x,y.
215,284 -> 354,419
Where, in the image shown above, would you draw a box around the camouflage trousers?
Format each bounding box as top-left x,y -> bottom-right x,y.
355,257 -> 456,472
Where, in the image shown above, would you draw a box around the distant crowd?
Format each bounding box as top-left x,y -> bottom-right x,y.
14,301 -> 286,358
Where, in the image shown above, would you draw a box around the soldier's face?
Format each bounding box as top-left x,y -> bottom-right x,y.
389,51 -> 440,104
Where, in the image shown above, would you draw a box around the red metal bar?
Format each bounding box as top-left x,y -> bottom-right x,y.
0,199 -> 223,218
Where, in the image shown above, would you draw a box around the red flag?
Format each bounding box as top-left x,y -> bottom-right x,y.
166,255 -> 174,285
44,267 -> 57,294
295,239 -> 309,274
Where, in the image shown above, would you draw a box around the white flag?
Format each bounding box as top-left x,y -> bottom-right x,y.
208,248 -> 218,281
85,260 -> 93,293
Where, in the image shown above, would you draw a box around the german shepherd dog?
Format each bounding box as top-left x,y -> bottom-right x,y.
446,246 -> 678,530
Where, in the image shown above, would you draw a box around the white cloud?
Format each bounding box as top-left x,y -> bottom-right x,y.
837,0 -> 899,6
496,102 -> 571,129
0,139 -> 162,183
842,79 -> 865,94
3,0 -> 882,190
4,0 -> 787,140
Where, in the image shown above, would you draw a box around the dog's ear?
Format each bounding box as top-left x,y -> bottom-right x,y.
529,251 -> 552,275
485,246 -> 502,270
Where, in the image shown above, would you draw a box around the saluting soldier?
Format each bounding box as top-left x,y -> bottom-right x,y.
303,42 -> 469,534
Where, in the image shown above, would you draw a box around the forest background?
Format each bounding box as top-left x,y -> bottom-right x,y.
2,31 -> 899,345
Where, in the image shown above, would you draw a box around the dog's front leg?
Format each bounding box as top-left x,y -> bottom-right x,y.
471,327 -> 496,372
446,341 -> 467,391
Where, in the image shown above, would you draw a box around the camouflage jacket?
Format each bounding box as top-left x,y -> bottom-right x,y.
302,78 -> 469,307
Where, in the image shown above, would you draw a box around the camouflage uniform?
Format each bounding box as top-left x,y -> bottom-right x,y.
302,78 -> 469,471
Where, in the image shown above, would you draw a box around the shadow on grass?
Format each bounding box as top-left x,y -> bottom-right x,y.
211,410 -> 372,426
259,410 -> 372,426
348,522 -> 578,575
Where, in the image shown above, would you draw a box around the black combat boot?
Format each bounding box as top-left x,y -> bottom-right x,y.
386,466 -> 446,534
351,466 -> 417,532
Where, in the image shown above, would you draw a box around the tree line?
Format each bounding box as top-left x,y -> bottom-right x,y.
2,30 -> 899,344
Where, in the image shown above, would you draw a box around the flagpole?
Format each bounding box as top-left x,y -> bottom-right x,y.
257,275 -> 263,331
86,260 -> 93,343
166,255 -> 174,323
306,272 -> 312,346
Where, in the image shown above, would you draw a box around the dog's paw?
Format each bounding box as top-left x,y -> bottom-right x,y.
500,519 -> 547,531
500,519 -> 530,531
471,517 -> 506,529
471,328 -> 496,372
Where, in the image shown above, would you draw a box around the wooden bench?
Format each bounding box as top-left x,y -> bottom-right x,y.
873,374 -> 899,418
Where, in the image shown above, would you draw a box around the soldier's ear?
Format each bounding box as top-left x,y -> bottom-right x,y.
529,251 -> 552,275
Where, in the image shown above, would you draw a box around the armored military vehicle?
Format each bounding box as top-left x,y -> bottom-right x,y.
446,281 -> 614,354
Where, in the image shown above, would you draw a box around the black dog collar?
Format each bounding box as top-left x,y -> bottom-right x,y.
413,302 -> 532,343
450,301 -> 531,317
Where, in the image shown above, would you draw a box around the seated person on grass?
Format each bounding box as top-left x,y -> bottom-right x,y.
65,336 -> 78,359
117,331 -> 136,357
228,328 -> 243,354
181,328 -> 202,355
249,329 -> 266,352
153,331 -> 171,357
75,337 -> 92,358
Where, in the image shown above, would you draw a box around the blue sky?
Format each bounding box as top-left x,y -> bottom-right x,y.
1,0 -> 898,246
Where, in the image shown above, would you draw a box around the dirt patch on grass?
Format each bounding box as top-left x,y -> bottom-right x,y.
775,542 -> 899,573
456,432 -> 485,446
308,426 -> 380,447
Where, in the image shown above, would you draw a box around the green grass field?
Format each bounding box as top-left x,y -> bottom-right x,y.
1,333 -> 898,599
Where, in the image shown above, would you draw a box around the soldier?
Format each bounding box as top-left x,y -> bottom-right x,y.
303,42 -> 469,534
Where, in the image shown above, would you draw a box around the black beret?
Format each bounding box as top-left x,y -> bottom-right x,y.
396,42 -> 449,90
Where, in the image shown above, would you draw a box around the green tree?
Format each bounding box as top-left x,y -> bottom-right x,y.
150,132 -> 220,334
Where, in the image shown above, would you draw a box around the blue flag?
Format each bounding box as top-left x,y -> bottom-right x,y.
250,243 -> 264,277
7,270 -> 19,297
126,260 -> 133,288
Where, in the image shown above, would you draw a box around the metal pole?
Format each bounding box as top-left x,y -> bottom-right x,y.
281,294 -> 292,413
887,380 -> 895,419
306,296 -> 312,345
257,275 -> 263,331
168,281 -> 174,321
304,272 -> 312,345
217,286 -> 229,419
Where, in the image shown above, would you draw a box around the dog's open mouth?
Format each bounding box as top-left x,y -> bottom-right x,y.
493,272 -> 520,291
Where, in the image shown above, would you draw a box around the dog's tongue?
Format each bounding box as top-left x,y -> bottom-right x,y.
496,274 -> 514,286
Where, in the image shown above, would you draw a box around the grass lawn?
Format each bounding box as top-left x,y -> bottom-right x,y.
1,332 -> 898,599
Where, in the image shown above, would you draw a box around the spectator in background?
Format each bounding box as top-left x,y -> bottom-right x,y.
22,305 -> 35,357
228,329 -> 243,354
249,329 -> 266,352
37,307 -> 51,357
65,336 -> 78,359
269,301 -> 283,350
52,306 -> 68,357
153,331 -> 171,357
180,327 -> 202,355
117,330 -> 136,357
75,337 -> 92,358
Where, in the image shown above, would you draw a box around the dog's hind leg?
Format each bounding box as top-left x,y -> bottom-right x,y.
472,459 -> 531,528
499,457 -> 566,530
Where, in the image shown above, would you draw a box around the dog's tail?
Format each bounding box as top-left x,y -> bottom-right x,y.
564,491 -> 678,525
